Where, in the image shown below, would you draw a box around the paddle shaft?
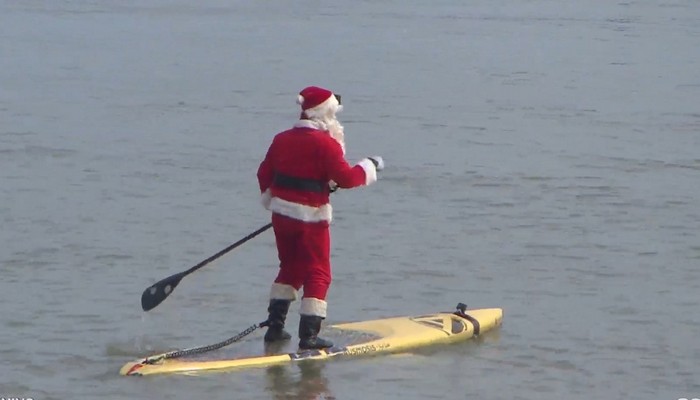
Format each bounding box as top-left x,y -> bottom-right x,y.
181,222 -> 272,277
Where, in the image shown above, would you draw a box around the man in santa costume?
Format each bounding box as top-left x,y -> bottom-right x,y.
257,86 -> 384,350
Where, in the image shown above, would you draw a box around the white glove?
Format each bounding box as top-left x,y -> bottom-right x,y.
328,180 -> 339,193
368,156 -> 384,171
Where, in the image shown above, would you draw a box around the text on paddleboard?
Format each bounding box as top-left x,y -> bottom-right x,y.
343,343 -> 390,356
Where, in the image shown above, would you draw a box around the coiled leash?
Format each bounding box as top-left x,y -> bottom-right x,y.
143,321 -> 269,364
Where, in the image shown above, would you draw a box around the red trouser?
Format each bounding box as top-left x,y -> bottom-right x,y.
272,213 -> 331,300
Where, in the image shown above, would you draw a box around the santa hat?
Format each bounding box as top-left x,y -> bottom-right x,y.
297,86 -> 341,119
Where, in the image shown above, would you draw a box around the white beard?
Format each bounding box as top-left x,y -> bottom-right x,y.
324,118 -> 346,155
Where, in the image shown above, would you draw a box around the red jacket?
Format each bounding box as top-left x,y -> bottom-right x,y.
257,121 -> 377,222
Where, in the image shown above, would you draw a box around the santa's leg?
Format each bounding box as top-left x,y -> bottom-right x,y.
298,221 -> 333,350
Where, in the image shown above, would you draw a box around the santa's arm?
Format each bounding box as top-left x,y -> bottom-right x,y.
323,141 -> 378,188
257,147 -> 275,208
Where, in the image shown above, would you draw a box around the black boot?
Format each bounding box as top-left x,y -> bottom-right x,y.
298,315 -> 333,350
264,299 -> 292,343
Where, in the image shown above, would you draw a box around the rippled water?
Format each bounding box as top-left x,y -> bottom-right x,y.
1,1 -> 699,399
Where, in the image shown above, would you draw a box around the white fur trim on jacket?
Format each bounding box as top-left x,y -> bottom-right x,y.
269,283 -> 298,301
300,297 -> 327,318
261,188 -> 272,210
357,158 -> 378,186
294,119 -> 323,130
269,196 -> 333,223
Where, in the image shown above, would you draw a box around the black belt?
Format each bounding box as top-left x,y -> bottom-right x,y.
273,173 -> 326,193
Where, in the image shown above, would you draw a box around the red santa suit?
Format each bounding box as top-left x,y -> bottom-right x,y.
257,86 -> 380,318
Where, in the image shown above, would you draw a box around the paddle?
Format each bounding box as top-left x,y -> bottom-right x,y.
141,223 -> 273,311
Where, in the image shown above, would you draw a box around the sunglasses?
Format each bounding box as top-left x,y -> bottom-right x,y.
334,94 -> 342,105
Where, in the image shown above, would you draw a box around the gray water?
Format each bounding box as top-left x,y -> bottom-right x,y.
1,1 -> 699,399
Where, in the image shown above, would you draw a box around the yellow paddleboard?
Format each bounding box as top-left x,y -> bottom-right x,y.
120,306 -> 503,377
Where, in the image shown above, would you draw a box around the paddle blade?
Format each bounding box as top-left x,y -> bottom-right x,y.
141,273 -> 184,311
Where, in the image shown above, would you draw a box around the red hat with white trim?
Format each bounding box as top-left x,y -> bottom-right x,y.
297,86 -> 341,119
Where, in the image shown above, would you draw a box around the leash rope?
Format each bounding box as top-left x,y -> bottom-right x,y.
144,321 -> 268,364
